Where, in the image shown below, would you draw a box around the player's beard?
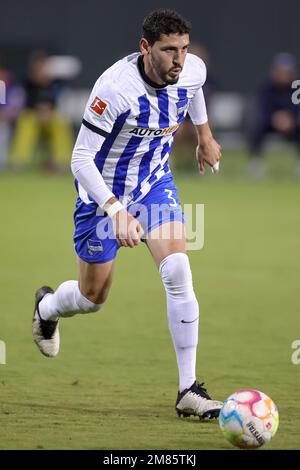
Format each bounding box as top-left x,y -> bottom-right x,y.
163,72 -> 180,85
152,55 -> 181,85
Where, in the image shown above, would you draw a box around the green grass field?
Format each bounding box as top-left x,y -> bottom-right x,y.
0,152 -> 299,449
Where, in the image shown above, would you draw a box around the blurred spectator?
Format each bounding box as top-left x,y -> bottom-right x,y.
173,44 -> 218,170
248,53 -> 300,178
10,50 -> 76,172
0,61 -> 24,169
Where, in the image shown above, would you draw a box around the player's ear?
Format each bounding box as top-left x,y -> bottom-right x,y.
140,38 -> 151,55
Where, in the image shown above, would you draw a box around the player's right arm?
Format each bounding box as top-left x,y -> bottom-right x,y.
71,79 -> 144,247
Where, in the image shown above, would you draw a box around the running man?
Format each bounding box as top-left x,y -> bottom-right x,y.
32,9 -> 222,419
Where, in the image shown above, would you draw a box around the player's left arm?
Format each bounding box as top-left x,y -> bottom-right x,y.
195,121 -> 221,175
188,87 -> 221,175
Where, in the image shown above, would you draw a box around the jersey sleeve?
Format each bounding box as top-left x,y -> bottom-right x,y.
82,77 -> 128,136
190,54 -> 207,88
188,87 -> 208,125
187,54 -> 208,125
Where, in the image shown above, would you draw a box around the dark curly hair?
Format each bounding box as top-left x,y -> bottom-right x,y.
142,9 -> 192,46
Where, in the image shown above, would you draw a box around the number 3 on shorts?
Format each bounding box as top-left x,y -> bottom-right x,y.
165,189 -> 177,207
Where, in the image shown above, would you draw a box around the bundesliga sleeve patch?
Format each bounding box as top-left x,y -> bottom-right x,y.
90,96 -> 108,116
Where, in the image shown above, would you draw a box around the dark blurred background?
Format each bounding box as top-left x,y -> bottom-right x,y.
1,0 -> 300,176
0,0 -> 299,90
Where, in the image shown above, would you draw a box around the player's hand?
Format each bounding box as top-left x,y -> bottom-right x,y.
112,209 -> 144,248
196,136 -> 222,175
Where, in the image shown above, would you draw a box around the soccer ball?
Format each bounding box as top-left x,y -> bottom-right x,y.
219,389 -> 279,449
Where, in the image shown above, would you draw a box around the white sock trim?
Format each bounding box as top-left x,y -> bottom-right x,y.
159,252 -> 188,276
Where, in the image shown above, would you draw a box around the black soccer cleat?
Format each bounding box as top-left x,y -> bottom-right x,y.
176,381 -> 223,420
32,286 -> 60,357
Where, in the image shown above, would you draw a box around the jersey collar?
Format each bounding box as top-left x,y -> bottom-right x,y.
137,55 -> 168,89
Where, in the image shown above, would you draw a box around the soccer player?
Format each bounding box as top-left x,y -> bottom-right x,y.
32,9 -> 222,419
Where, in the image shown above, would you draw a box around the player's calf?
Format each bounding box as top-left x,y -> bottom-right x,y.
159,253 -> 223,418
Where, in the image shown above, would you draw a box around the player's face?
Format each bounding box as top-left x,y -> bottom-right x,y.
149,33 -> 190,85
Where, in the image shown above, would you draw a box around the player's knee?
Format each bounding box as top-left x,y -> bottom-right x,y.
79,285 -> 110,306
159,252 -> 194,299
90,289 -> 109,305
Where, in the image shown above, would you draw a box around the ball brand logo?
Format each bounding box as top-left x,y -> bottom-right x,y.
246,421 -> 265,446
0,340 -> 6,364
90,96 -> 108,116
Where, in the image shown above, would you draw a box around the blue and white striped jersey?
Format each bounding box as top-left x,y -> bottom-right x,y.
80,52 -> 207,205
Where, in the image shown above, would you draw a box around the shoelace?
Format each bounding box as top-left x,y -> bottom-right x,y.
39,317 -> 58,339
193,382 -> 211,400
